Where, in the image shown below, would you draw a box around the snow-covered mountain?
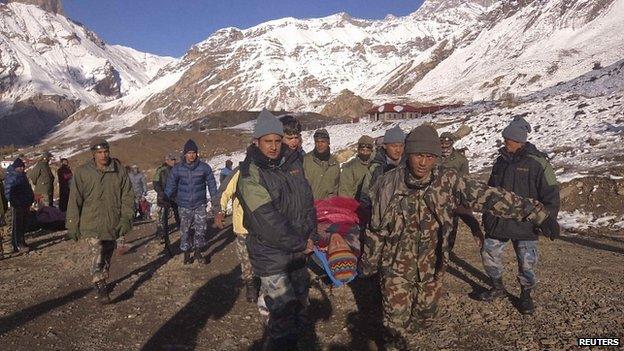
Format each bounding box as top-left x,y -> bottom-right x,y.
0,1 -> 175,145
4,0 -> 623,147
405,0 -> 624,102
48,0 -> 624,144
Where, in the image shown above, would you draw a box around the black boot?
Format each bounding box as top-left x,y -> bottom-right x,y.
194,249 -> 210,265
477,277 -> 506,302
519,287 -> 535,315
245,278 -> 260,303
94,281 -> 110,305
183,251 -> 193,265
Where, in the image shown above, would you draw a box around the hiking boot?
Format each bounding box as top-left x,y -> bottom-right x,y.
519,287 -> 535,315
183,251 -> 193,265
194,249 -> 210,265
245,279 -> 260,303
17,245 -> 30,253
94,281 -> 110,305
477,278 -> 506,302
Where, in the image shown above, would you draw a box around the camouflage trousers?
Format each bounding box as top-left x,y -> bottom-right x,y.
87,238 -> 116,283
481,238 -> 538,288
234,234 -> 253,282
178,206 -> 208,252
259,266 -> 310,342
381,274 -> 444,350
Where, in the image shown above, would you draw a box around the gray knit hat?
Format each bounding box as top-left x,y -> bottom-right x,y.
405,125 -> 442,157
502,116 -> 531,143
313,128 -> 330,141
253,108 -> 284,139
383,125 -> 406,144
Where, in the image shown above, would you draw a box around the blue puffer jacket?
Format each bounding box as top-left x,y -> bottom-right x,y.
4,165 -> 35,208
165,159 -> 219,211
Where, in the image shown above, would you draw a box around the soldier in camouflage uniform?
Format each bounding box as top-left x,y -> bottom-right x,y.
360,125 -> 560,350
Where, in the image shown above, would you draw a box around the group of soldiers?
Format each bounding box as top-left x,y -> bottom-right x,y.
0,153 -> 72,257
0,109 -> 561,350
213,111 -> 560,350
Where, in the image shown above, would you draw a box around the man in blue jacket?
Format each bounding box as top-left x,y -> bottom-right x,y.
477,116 -> 560,315
165,139 -> 219,265
4,158 -> 34,253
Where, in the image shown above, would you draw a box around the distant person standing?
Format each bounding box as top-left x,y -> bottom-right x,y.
129,165 -> 148,219
165,139 -> 219,265
29,151 -> 55,208
57,158 -> 73,212
219,159 -> 234,183
4,158 -> 34,253
66,139 -> 135,304
303,128 -> 340,200
153,154 -> 180,244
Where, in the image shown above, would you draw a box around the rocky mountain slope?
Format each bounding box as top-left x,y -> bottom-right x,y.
0,1 -> 175,145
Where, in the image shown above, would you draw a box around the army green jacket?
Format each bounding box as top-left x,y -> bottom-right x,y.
440,149 -> 469,176
28,160 -> 55,196
360,165 -> 549,282
303,152 -> 340,200
66,158 -> 135,241
338,156 -> 371,199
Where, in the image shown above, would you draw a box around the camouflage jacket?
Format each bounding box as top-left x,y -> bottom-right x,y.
360,165 -> 549,282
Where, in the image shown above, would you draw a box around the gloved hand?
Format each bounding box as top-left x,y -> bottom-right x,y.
116,221 -> 133,236
539,215 -> 560,241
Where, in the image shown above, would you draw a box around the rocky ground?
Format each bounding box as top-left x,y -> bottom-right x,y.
0,216 -> 622,351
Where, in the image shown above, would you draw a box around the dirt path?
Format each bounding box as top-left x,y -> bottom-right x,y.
0,221 -> 623,350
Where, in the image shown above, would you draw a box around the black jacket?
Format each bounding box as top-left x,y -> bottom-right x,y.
237,144 -> 316,276
483,143 -> 560,240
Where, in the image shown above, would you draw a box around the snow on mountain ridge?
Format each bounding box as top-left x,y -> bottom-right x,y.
0,2 -> 176,108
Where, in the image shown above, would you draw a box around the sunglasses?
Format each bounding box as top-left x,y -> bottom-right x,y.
358,144 -> 374,150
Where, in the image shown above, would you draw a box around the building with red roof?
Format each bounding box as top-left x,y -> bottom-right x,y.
366,103 -> 462,122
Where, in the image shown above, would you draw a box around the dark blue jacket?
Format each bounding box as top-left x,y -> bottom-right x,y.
165,159 -> 219,211
4,165 -> 35,208
237,144 -> 316,276
483,143 -> 560,241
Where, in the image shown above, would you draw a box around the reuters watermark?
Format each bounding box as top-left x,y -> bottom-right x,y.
577,338 -> 620,347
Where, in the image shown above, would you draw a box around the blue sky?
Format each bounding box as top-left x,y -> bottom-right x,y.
64,0 -> 424,58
